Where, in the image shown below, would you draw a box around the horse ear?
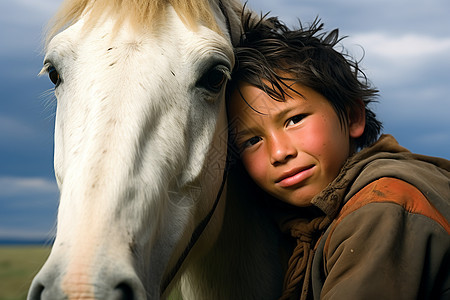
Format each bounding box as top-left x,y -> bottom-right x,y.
348,99 -> 365,139
220,0 -> 254,46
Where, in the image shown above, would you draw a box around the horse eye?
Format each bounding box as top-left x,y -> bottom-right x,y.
48,66 -> 61,87
197,65 -> 230,93
206,69 -> 226,90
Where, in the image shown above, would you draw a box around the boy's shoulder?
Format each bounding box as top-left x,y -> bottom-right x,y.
314,175 -> 450,300
317,140 -> 450,253
337,177 -> 449,233
341,135 -> 450,222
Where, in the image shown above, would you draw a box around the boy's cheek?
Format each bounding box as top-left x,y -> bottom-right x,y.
304,118 -> 343,151
241,152 -> 267,183
298,126 -> 328,153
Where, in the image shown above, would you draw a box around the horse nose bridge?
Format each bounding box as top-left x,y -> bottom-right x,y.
60,87 -> 174,192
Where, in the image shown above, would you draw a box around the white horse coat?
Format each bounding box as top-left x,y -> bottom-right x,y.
28,1 -> 282,299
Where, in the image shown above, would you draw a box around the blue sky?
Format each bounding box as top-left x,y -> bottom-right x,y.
0,0 -> 449,241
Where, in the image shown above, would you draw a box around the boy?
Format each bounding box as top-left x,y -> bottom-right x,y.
226,16 -> 450,299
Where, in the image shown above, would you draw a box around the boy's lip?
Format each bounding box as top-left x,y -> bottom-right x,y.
275,165 -> 315,188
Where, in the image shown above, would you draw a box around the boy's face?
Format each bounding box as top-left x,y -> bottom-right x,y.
229,82 -> 365,207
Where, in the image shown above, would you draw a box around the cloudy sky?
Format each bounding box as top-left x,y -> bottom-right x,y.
0,0 -> 449,241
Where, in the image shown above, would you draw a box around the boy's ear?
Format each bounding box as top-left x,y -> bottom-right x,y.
348,99 -> 366,139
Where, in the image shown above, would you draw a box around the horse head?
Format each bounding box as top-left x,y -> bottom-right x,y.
28,0 -> 246,299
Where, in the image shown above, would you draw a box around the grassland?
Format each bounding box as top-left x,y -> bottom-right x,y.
0,246 -> 50,300
0,246 -> 182,300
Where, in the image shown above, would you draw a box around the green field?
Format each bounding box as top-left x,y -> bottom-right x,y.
0,246 -> 50,300
0,246 -> 182,300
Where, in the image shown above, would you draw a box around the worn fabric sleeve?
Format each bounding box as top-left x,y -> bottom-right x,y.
318,178 -> 450,300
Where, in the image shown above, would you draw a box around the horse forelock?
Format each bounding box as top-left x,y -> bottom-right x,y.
45,0 -> 223,47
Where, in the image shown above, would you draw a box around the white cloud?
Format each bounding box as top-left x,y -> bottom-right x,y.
340,32 -> 450,92
15,0 -> 62,12
0,115 -> 38,140
0,227 -> 55,240
0,176 -> 58,197
348,33 -> 450,61
414,132 -> 450,146
0,176 -> 58,233
0,0 -> 61,26
0,176 -> 58,241
0,0 -> 61,57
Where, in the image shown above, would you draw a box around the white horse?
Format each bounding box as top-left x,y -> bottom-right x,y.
28,0 -> 282,299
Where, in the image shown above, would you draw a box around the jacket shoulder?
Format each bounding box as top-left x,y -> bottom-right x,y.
312,177 -> 450,299
335,177 -> 449,234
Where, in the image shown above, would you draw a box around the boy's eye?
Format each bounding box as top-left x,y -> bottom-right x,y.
286,114 -> 306,126
241,136 -> 262,150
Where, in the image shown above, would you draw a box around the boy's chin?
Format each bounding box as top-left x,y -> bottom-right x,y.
274,186 -> 320,208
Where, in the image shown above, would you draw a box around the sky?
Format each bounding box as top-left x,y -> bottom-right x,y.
0,0 -> 449,242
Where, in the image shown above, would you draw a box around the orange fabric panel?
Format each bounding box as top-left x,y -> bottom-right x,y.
324,177 -> 450,254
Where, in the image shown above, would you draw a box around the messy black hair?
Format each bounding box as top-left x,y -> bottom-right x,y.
227,14 -> 382,149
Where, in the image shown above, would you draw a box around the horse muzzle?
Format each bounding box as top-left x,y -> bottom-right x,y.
27,251 -> 148,300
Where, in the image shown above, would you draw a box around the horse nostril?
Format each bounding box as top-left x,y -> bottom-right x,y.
111,282 -> 135,300
28,282 -> 44,300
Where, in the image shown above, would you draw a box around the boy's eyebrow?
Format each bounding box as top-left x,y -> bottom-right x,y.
233,127 -> 256,141
264,105 -> 300,125
273,106 -> 296,123
233,106 -> 299,140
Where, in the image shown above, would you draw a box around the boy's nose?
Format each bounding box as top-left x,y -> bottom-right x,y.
269,134 -> 297,165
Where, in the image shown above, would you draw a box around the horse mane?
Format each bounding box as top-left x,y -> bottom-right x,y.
45,0 -> 221,46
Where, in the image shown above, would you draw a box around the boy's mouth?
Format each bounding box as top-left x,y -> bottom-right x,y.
275,165 -> 315,188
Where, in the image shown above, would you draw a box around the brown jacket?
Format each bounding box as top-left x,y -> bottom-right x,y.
311,135 -> 450,299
